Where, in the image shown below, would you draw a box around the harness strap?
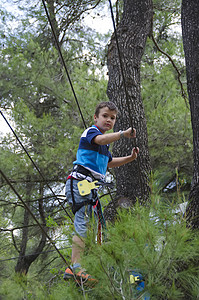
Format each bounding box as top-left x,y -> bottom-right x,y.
70,176 -> 96,215
70,177 -> 106,243
97,200 -> 107,244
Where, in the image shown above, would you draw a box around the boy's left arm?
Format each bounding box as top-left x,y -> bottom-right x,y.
108,147 -> 139,168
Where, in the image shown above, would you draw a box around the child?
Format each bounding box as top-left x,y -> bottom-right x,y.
64,101 -> 139,282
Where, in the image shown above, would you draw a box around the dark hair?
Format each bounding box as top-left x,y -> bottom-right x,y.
95,101 -> 118,117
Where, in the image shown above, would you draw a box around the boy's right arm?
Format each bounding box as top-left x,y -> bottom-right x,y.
93,128 -> 136,145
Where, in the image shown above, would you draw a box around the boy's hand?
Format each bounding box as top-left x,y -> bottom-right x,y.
123,127 -> 136,138
131,147 -> 139,160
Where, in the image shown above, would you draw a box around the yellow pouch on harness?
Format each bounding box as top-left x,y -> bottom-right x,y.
77,180 -> 99,196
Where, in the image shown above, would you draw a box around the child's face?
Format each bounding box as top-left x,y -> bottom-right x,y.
94,107 -> 117,133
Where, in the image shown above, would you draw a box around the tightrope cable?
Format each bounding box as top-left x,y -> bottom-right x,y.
41,0 -> 87,129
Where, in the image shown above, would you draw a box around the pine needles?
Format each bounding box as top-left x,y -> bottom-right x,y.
1,195 -> 199,299
83,200 -> 199,299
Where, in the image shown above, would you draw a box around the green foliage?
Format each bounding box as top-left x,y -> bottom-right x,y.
1,198 -> 199,299
0,273 -> 50,300
0,0 -> 196,294
0,0 -> 110,281
46,216 -> 58,228
81,201 -> 199,299
142,62 -> 192,179
142,8 -> 192,184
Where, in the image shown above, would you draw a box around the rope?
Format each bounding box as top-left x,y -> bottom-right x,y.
41,0 -> 87,129
0,169 -> 69,265
108,0 -> 144,199
97,200 -> 107,245
1,3 -> 145,266
0,110 -> 73,223
41,0 -> 120,216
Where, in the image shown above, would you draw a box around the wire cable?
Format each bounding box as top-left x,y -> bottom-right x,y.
0,169 -> 69,265
0,110 -> 73,223
41,0 -> 87,129
41,0 -> 119,209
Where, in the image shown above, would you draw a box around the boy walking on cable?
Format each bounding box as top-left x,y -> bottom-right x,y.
64,101 -> 139,283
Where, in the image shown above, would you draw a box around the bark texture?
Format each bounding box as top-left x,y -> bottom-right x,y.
15,180 -> 47,274
181,0 -> 199,229
107,0 -> 153,204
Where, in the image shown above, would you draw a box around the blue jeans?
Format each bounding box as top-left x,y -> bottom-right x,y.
65,178 -> 97,238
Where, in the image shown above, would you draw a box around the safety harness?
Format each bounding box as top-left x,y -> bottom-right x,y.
70,176 -> 99,215
69,165 -> 113,244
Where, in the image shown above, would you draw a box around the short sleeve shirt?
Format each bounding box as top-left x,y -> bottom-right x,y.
73,125 -> 112,179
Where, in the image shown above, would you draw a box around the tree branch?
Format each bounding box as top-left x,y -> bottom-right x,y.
11,230 -> 20,253
151,33 -> 189,108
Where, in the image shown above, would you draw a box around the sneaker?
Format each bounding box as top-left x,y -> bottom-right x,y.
64,266 -> 97,285
63,267 -> 74,280
75,269 -> 98,286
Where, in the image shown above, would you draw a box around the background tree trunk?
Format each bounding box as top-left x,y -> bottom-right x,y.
15,180 -> 47,274
181,0 -> 199,229
107,0 -> 153,205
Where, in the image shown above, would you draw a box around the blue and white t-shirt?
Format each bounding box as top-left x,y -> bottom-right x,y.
73,125 -> 112,179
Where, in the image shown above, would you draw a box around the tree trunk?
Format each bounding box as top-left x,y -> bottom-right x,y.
107,0 -> 153,205
15,180 -> 47,274
181,0 -> 199,229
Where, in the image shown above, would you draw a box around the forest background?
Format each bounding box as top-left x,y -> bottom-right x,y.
0,0 -> 198,299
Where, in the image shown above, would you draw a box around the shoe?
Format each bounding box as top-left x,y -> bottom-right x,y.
76,270 -> 95,281
75,269 -> 98,286
63,267 -> 74,280
64,266 -> 97,285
